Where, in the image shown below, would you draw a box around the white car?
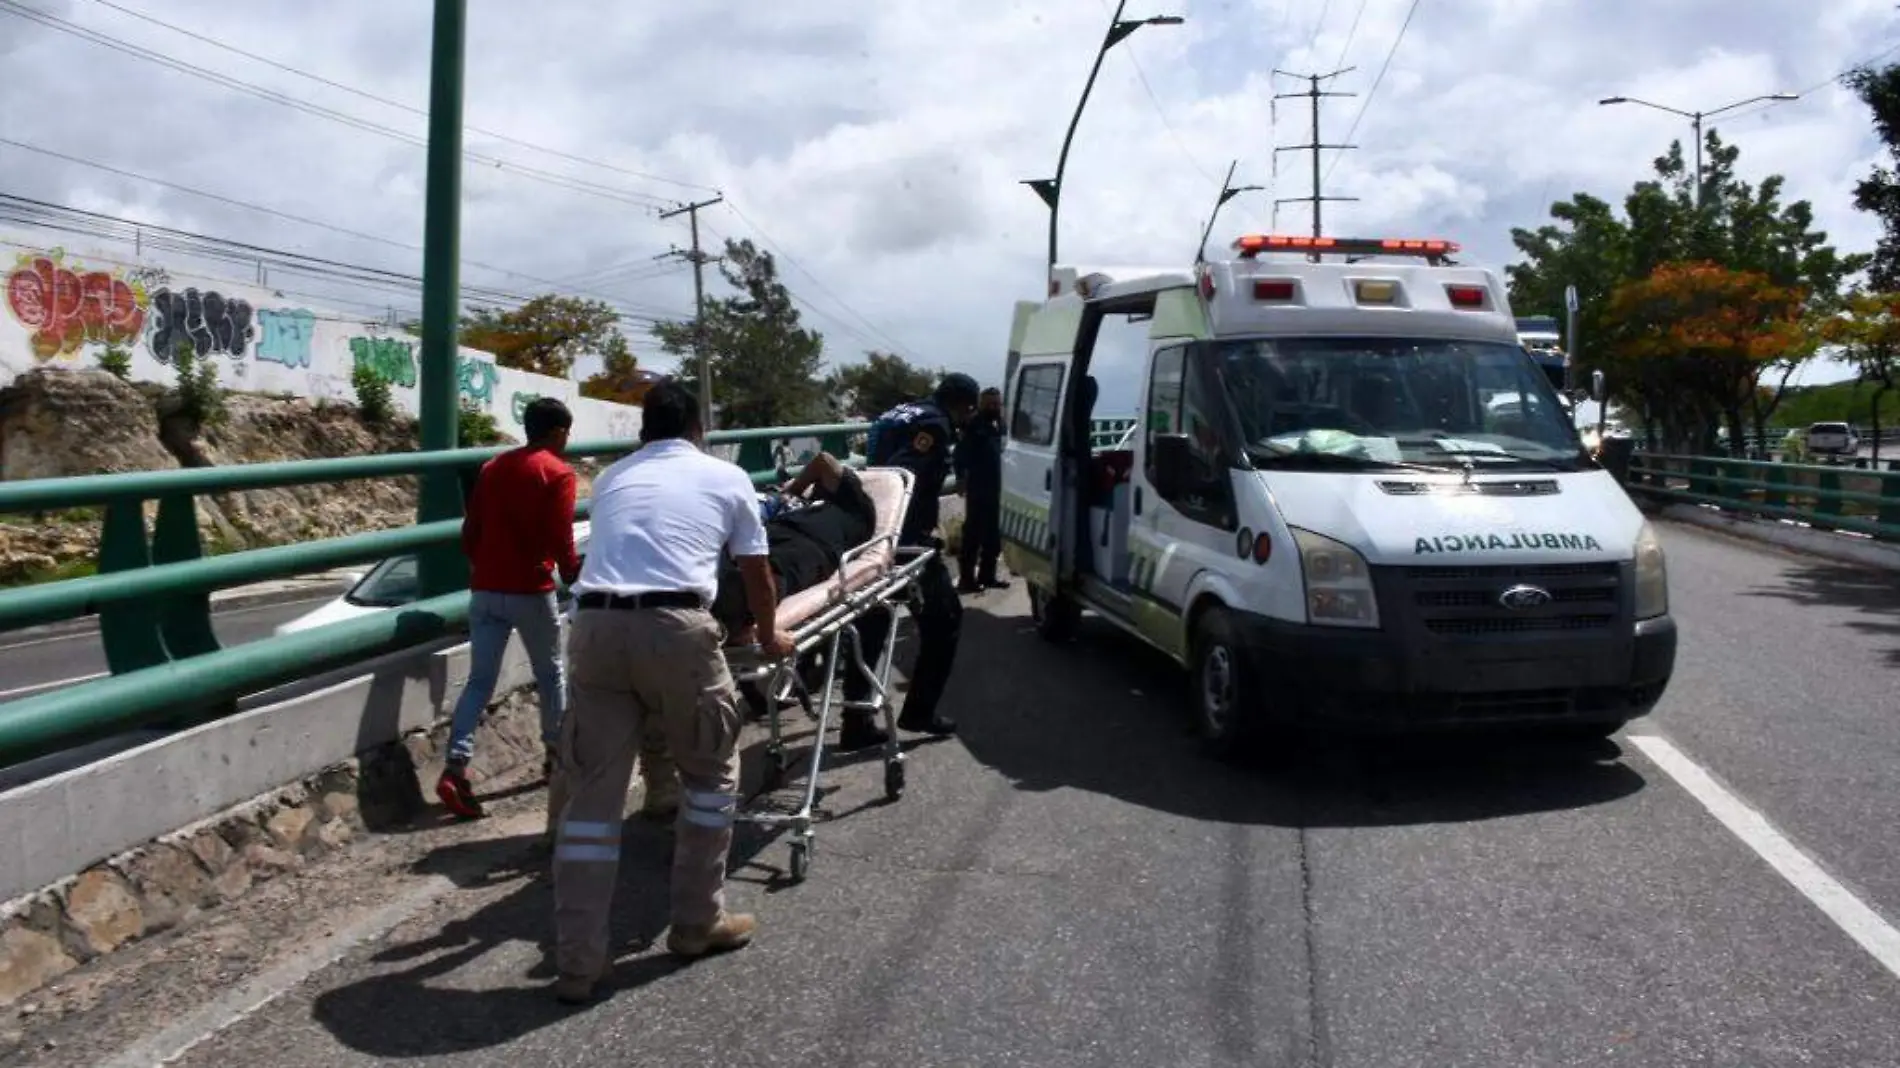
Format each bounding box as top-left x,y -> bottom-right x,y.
1805,422 -> 1860,457
274,522 -> 592,636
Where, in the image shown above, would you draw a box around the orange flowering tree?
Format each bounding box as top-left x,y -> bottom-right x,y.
1603,261 -> 1815,454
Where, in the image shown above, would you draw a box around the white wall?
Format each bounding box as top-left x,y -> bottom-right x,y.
1,239 -> 640,444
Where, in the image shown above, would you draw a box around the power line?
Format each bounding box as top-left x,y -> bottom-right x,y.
713,204 -> 922,359
1331,0 -> 1368,72
0,194 -> 689,326
1305,0 -> 1334,57
8,0 -> 916,363
77,0 -> 719,196
1720,40 -> 1900,123
1322,0 -> 1424,184
1086,0 -> 1267,230
0,139 -> 687,316
0,0 -> 675,212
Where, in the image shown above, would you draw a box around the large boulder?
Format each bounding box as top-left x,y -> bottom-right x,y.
0,368 -> 175,481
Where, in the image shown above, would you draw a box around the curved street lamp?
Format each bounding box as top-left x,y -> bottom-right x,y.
1023,2 -> 1184,290
1598,92 -> 1799,207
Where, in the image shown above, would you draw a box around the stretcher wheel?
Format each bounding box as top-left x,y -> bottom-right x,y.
788,841 -> 810,882
883,761 -> 906,800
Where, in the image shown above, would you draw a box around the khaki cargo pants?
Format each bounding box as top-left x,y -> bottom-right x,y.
552,605 -> 743,980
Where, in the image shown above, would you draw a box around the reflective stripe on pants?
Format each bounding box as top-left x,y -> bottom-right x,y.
552,606 -> 744,980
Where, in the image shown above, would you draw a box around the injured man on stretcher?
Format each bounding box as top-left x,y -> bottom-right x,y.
709,451 -> 877,645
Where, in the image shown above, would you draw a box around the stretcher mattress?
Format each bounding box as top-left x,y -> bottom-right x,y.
773,467 -> 913,630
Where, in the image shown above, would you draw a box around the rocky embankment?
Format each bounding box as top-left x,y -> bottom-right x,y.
0,369 -> 475,585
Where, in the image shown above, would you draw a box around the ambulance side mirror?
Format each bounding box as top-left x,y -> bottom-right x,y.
1149,434 -> 1194,499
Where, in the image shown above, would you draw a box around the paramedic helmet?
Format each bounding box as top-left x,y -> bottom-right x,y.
936,372 -> 981,427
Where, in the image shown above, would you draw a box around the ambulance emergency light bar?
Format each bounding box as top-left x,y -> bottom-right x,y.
1231,234 -> 1461,259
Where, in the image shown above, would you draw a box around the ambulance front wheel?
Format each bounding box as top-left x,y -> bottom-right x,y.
1190,608 -> 1256,761
1029,584 -> 1080,644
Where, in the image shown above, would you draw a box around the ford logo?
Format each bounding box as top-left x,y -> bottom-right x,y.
1498,584 -> 1553,610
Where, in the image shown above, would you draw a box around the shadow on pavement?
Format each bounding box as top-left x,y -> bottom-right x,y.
949,603 -> 1647,830
1742,562 -> 1900,666
309,814 -> 788,1057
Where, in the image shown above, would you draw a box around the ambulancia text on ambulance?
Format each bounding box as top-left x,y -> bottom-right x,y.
998,233 -> 1676,758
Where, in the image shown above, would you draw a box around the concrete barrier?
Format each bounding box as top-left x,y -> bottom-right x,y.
0,628 -> 551,1005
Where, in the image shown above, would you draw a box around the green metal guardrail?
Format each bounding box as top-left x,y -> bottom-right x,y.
0,423 -> 865,765
1626,452 -> 1900,543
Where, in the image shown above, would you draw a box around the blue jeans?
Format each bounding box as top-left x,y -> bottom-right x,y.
447,590 -> 566,765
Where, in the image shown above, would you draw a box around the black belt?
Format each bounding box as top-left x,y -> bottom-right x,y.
575,590 -> 704,611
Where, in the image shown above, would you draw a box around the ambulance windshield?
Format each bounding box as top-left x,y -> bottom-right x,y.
1212,336 -> 1588,471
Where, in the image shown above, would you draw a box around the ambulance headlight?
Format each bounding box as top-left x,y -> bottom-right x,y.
1293,528 -> 1379,629
1633,521 -> 1669,621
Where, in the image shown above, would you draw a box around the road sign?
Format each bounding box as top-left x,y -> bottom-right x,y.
1564,285 -> 1579,313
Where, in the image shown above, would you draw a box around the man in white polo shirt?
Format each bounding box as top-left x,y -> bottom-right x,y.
550,380 -> 795,1006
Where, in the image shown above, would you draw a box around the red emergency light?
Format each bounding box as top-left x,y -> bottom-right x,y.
1253,279 -> 1297,301
1445,284 -> 1487,308
1232,234 -> 1462,259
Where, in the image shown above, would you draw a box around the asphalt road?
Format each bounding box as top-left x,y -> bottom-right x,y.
25,522 -> 1900,1067
0,595 -> 335,703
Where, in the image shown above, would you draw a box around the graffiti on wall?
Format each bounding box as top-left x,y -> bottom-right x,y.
256,308 -> 316,369
349,336 -> 417,388
4,252 -> 149,361
458,356 -> 499,410
510,391 -> 544,424
148,287 -> 256,364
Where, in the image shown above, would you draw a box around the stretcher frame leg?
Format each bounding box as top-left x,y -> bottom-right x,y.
733,546 -> 935,884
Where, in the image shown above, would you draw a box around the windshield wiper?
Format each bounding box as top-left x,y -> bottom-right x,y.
1247,448 -> 1446,475
1424,448 -> 1585,473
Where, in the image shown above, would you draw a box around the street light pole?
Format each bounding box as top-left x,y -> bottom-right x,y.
416,0 -> 468,598
1023,2 -> 1183,289
1598,92 -> 1799,207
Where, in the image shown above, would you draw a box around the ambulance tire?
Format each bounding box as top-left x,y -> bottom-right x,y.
1029,584 -> 1080,644
1190,608 -> 1256,761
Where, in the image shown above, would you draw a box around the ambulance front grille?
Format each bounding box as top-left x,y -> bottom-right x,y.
1389,562 -> 1623,636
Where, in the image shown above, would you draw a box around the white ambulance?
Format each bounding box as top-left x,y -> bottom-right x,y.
999,233 -> 1676,757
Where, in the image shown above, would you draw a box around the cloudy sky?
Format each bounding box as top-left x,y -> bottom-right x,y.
3,0 -> 1897,415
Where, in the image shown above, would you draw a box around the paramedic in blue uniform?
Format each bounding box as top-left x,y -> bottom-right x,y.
953,385 -> 1008,593
838,373 -> 980,750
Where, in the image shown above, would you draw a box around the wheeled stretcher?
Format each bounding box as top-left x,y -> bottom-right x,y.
724,467 -> 933,883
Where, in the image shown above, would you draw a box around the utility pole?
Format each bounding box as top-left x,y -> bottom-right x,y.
659,195 -> 723,432
1272,68 -> 1358,253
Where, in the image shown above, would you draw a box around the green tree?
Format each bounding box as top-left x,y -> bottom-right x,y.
1818,291 -> 1900,461
169,337 -> 227,429
352,360 -> 394,425
457,400 -> 508,446
1848,62 -> 1900,291
458,295 -> 631,379
1509,131 -> 1856,448
652,238 -> 829,429
97,345 -> 132,381
827,351 -> 940,419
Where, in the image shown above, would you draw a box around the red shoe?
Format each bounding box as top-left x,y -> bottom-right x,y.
436,768 -> 486,820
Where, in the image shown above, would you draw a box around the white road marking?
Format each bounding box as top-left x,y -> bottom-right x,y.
0,671 -> 107,699
1630,734 -> 1900,981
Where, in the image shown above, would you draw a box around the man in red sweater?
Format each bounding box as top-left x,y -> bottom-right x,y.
437,397 -> 583,820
